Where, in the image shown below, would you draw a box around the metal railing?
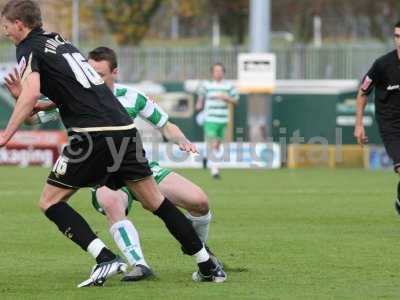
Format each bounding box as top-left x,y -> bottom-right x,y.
0,43 -> 393,81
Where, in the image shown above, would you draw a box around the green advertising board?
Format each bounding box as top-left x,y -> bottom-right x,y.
271,81 -> 382,145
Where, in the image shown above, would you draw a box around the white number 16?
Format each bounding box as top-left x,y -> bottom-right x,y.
63,52 -> 104,88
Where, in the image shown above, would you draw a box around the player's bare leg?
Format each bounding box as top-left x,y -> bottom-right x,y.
207,139 -> 221,179
96,187 -> 129,226
159,172 -> 223,268
159,173 -> 210,241
96,186 -> 153,281
39,184 -> 127,287
125,176 -> 226,282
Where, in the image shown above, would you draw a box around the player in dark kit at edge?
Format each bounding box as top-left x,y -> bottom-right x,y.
355,21 -> 400,215
0,0 -> 226,286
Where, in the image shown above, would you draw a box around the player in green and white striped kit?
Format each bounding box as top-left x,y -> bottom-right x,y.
196,63 -> 239,179
4,47 -> 225,283
87,48 -> 222,282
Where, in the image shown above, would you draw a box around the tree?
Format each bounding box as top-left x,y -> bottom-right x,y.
163,0 -> 249,45
94,0 -> 162,46
211,0 -> 249,45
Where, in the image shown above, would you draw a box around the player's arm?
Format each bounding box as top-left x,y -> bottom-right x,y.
195,82 -> 206,111
354,62 -> 377,146
0,72 -> 41,146
160,121 -> 197,153
354,88 -> 369,145
135,92 -> 197,153
196,95 -> 205,111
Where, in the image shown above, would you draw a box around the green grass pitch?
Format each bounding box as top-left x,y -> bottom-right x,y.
1,167 -> 400,299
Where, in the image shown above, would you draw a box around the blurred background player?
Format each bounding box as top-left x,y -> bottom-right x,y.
196,63 -> 239,179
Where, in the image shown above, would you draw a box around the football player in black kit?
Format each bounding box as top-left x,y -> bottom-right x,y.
355,21 -> 400,215
0,0 -> 226,286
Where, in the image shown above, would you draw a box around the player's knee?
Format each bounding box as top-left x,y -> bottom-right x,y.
97,189 -> 125,215
140,193 -> 165,212
141,198 -> 162,212
38,189 -> 62,212
39,192 -> 64,212
192,189 -> 210,215
39,196 -> 53,212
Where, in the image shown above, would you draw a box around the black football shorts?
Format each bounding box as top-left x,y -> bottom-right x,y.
47,128 -> 152,189
383,138 -> 400,172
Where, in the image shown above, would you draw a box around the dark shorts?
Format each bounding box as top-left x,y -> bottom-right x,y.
382,139 -> 400,171
47,128 -> 152,190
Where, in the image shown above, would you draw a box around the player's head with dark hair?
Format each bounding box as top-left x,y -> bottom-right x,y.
395,21 -> 400,29
88,47 -> 119,90
211,63 -> 226,73
1,0 -> 42,28
88,47 -> 118,71
1,0 -> 42,45
211,63 -> 225,81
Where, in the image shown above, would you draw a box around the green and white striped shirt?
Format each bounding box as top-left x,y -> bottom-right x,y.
113,83 -> 168,128
198,80 -> 239,124
38,84 -> 169,128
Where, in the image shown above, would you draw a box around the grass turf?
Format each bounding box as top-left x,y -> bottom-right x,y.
0,167 -> 399,299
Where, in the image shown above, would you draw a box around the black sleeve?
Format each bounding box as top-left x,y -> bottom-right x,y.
360,60 -> 379,95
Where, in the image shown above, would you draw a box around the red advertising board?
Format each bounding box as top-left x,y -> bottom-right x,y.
0,131 -> 67,167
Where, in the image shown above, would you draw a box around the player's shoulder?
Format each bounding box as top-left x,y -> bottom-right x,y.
114,83 -> 129,96
375,50 -> 397,66
16,29 -> 40,58
17,29 -> 68,58
201,80 -> 213,87
18,28 -> 55,49
214,79 -> 234,90
114,83 -> 146,99
16,29 -> 45,72
222,80 -> 235,89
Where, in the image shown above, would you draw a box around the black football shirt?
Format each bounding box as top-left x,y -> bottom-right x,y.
16,27 -> 133,131
361,50 -> 400,139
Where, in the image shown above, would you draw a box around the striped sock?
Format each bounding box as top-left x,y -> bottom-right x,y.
110,220 -> 149,267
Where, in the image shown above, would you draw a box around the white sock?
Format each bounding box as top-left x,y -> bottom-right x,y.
186,211 -> 212,244
109,220 -> 149,267
209,158 -> 219,175
87,238 -> 106,259
209,149 -> 220,175
193,246 -> 210,264
211,165 -> 219,176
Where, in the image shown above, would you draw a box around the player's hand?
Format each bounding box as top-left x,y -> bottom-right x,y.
354,125 -> 368,145
32,101 -> 56,114
4,68 -> 22,99
178,140 -> 198,154
32,102 -> 48,113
